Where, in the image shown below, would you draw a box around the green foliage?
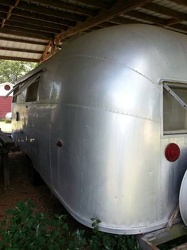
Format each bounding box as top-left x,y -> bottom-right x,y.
90,218 -> 138,250
0,200 -> 138,250
0,60 -> 38,83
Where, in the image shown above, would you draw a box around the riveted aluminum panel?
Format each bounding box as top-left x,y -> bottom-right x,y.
11,24 -> 187,234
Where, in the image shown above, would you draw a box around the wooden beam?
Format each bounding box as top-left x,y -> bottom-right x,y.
0,0 -> 15,5
0,29 -> 50,40
72,0 -> 111,9
39,41 -> 52,62
55,0 -> 152,42
6,20 -> 65,34
140,3 -> 187,33
143,3 -> 187,20
109,16 -> 134,24
0,36 -> 48,46
0,55 -> 39,62
164,26 -> 187,35
97,22 -> 116,28
0,46 -> 43,54
11,9 -> 76,26
170,23 -> 187,33
0,5 -> 9,13
1,26 -> 54,40
39,44 -> 57,63
166,18 -> 182,26
26,0 -> 96,16
9,15 -> 68,30
170,0 -> 187,6
109,16 -> 145,25
0,0 -> 107,12
16,2 -> 87,21
165,0 -> 187,26
126,10 -> 168,26
1,0 -> 20,28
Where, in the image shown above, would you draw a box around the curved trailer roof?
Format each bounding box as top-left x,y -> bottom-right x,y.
0,0 -> 187,63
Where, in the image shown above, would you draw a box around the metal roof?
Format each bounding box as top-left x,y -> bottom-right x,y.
0,0 -> 187,63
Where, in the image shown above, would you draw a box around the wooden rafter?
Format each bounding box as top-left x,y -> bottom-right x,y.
1,27 -> 54,40
73,0 -> 111,10
166,0 -> 187,26
0,36 -> 47,46
0,46 -> 43,54
9,10 -> 76,26
0,0 -> 187,62
39,41 -> 52,62
0,0 -> 15,5
15,2 -> 87,22
55,0 -> 152,43
124,10 -> 167,26
166,18 -> 183,26
0,55 -> 39,62
143,3 -> 187,22
170,0 -> 187,6
9,15 -> 69,30
6,20 -> 65,34
1,0 -> 20,28
26,0 -> 96,17
170,23 -> 187,33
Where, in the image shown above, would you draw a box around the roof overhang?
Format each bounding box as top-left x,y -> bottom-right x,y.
0,0 -> 187,63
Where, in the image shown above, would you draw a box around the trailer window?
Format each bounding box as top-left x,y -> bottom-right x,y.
12,83 -> 24,103
163,82 -> 187,134
26,79 -> 39,102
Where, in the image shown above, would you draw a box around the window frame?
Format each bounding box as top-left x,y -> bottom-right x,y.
5,69 -> 43,103
162,81 -> 187,135
25,77 -> 40,102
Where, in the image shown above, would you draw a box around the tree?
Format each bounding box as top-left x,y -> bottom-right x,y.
0,60 -> 38,83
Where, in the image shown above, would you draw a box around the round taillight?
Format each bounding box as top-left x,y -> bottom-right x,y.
165,143 -> 180,162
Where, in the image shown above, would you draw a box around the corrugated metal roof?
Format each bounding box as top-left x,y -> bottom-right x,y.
0,0 -> 187,63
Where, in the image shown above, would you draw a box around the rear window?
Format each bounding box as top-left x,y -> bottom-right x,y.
163,82 -> 187,134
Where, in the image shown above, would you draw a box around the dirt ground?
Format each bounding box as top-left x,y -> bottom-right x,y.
0,121 -> 85,230
0,122 -> 60,217
0,121 -> 56,219
0,152 -> 64,221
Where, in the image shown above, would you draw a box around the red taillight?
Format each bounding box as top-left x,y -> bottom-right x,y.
165,143 -> 180,162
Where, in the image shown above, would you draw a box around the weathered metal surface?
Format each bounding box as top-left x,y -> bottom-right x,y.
11,24 -> 187,234
179,171 -> 187,226
138,223 -> 187,250
170,242 -> 187,250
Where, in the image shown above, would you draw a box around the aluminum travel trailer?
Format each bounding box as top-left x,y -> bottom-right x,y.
9,24 -> 187,235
